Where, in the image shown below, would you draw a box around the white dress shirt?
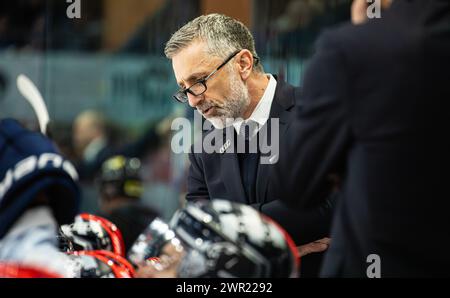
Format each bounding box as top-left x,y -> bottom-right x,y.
233,74 -> 277,138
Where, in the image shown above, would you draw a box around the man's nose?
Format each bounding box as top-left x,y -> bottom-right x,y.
187,93 -> 202,108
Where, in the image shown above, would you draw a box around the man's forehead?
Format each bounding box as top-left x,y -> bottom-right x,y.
172,42 -> 217,85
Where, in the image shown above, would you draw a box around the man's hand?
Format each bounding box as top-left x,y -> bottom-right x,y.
297,238 -> 331,257
351,0 -> 369,25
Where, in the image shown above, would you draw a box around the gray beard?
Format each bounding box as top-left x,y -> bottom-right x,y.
205,74 -> 250,129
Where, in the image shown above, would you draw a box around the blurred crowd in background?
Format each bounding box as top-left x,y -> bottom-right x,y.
0,0 -> 351,221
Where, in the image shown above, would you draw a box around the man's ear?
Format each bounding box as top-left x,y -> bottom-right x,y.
237,50 -> 254,81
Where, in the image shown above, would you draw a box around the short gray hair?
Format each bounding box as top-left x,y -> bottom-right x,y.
165,13 -> 263,73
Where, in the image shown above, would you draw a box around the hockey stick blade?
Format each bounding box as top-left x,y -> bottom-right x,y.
17,74 -> 50,135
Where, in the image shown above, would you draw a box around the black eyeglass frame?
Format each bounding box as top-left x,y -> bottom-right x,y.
173,50 -> 260,103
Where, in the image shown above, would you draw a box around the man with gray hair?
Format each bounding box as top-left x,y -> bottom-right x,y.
165,13 -> 335,277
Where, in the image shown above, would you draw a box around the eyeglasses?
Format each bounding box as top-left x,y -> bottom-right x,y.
173,50 -> 259,103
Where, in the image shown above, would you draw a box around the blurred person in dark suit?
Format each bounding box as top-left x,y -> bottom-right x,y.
272,0 -> 450,277
96,155 -> 159,254
165,14 -> 335,277
72,110 -> 163,182
72,110 -> 112,181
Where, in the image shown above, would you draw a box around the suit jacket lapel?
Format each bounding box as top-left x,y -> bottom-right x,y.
256,79 -> 296,204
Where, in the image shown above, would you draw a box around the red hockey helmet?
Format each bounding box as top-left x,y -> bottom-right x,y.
59,213 -> 125,257
68,250 -> 135,278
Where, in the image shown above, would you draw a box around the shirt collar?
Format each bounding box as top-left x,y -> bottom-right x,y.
233,74 -> 277,136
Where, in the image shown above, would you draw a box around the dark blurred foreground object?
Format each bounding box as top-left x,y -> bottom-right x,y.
273,0 -> 450,277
